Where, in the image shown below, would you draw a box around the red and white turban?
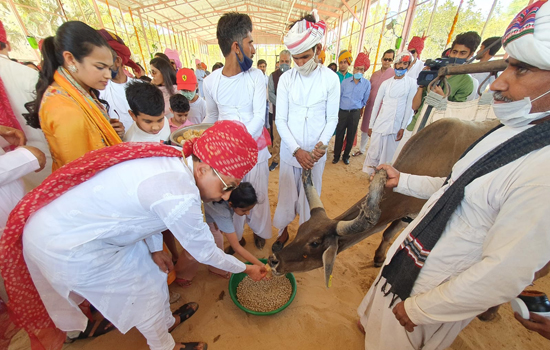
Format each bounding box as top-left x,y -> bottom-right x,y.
395,51 -> 413,64
284,10 -> 326,55
503,0 -> 550,70
183,121 -> 258,179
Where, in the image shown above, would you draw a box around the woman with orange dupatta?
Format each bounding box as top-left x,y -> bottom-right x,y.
25,21 -> 123,172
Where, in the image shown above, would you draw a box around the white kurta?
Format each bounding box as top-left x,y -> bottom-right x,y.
123,118 -> 171,142
273,65 -> 340,234
0,54 -> 51,187
406,58 -> 424,81
188,96 -> 206,125
358,124 -> 550,350
364,77 -> 416,174
0,137 -> 39,231
23,157 -> 246,337
99,77 -> 137,131
202,67 -> 271,239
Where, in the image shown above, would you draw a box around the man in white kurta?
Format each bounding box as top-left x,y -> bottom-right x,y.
364,52 -> 416,175
203,12 -> 271,248
0,20 -> 51,187
272,11 -> 339,251
405,36 -> 426,81
358,4 -> 550,349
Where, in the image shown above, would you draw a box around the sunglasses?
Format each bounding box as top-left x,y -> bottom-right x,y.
409,50 -> 417,55
383,58 -> 394,62
212,167 -> 237,192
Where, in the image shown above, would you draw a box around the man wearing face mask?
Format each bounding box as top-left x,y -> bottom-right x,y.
357,2 -> 550,349
362,51 -> 416,174
203,12 -> 272,250
333,52 -> 371,165
272,10 -> 340,252
97,29 -> 139,134
268,50 -> 292,171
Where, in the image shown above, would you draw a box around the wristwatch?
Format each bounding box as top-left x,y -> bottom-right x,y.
292,146 -> 301,157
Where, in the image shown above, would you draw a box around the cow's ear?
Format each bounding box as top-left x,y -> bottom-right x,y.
322,237 -> 338,288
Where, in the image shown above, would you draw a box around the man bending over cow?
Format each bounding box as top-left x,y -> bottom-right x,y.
357,2 -> 550,349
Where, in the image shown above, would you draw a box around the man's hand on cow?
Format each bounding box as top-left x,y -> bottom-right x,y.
20,146 -> 46,172
370,164 -> 400,188
0,125 -> 26,147
431,85 -> 445,97
245,264 -> 267,281
295,149 -> 315,170
368,128 -> 372,137
515,312 -> 550,340
109,118 -> 125,139
311,141 -> 326,162
393,301 -> 417,332
152,251 -> 174,274
396,129 -> 404,141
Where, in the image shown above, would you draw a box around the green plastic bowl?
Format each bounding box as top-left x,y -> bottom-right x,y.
228,259 -> 297,315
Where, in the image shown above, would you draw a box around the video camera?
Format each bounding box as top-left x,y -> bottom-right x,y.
417,57 -> 466,87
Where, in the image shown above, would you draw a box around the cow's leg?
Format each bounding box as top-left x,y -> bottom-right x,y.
373,220 -> 404,267
477,305 -> 500,322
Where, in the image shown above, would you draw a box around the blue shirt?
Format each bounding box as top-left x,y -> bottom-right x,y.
337,71 -> 352,83
339,77 -> 371,110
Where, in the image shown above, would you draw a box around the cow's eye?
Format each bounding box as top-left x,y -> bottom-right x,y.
309,241 -> 321,248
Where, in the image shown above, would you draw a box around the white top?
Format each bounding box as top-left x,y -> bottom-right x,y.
188,96 -> 207,124
369,76 -> 416,135
0,54 -> 51,187
99,77 -> 137,131
123,117 -> 171,142
203,67 -> 269,162
471,72 -> 495,94
22,156 -> 246,332
406,58 -> 424,81
466,74 -> 480,101
0,137 -> 39,231
377,124 -> 550,326
275,65 -> 340,168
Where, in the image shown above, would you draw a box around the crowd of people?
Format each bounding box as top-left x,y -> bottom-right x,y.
1,2 -> 550,350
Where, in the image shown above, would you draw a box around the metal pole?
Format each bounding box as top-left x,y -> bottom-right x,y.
400,0 -> 418,52
357,0 -> 371,55
117,1 -> 131,44
480,0 -> 498,37
128,7 -> 147,73
373,8 -> 388,72
6,0 -> 40,60
91,0 -> 105,28
425,0 -> 439,36
335,13 -> 343,57
104,0 -> 118,35
147,16 -> 156,55
138,10 -> 152,60
56,0 -> 68,21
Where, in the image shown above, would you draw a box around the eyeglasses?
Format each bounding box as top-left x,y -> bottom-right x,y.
212,167 -> 237,192
383,58 -> 394,62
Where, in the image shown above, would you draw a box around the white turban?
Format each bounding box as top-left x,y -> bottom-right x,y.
284,10 -> 326,55
503,1 -> 550,70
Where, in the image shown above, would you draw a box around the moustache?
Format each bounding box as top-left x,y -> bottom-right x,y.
493,92 -> 514,103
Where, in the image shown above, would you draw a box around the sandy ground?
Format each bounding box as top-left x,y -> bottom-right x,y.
9,137 -> 550,350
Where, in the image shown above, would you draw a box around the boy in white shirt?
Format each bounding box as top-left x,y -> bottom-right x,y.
123,81 -> 171,143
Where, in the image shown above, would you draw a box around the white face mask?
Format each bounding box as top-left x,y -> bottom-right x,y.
492,89 -> 550,127
294,48 -> 319,77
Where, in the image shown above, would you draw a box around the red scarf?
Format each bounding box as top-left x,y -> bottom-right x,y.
0,75 -> 22,131
0,142 -> 182,349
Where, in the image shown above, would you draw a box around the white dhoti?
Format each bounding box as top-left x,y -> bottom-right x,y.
272,159 -> 325,236
233,153 -> 272,240
357,273 -> 472,350
363,132 -> 400,174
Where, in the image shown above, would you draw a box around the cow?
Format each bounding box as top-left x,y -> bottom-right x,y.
268,118 -> 501,285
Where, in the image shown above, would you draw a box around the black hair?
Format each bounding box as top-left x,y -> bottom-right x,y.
481,36 -> 502,56
125,80 -> 165,117
228,182 -> 258,208
0,42 -> 6,50
150,57 -> 176,96
154,52 -> 171,63
212,62 -> 224,71
25,21 -> 111,129
383,49 -> 395,58
216,12 -> 253,57
328,62 -> 337,71
441,48 -> 451,58
452,31 -> 482,56
257,59 -> 266,66
136,62 -> 145,71
139,75 -> 152,82
10,58 -> 18,62
169,94 -> 190,113
22,62 -> 40,70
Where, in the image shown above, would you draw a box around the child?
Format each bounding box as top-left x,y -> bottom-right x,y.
175,182 -> 264,285
176,68 -> 207,124
123,81 -> 171,142
169,94 -> 193,132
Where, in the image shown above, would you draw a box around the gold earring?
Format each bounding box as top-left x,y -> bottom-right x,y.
68,65 -> 78,73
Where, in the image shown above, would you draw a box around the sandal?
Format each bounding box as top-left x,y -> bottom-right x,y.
209,270 -> 231,279
76,318 -> 115,340
169,291 -> 181,304
175,278 -> 192,287
176,342 -> 208,350
352,151 -> 363,157
170,302 -> 199,333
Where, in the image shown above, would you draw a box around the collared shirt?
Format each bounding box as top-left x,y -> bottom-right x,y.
336,71 -> 352,83
339,77 -> 371,111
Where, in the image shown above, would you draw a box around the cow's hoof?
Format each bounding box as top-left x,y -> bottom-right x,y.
373,258 -> 385,268
477,306 -> 500,322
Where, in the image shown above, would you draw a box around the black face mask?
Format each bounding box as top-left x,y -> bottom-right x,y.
111,68 -> 119,79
